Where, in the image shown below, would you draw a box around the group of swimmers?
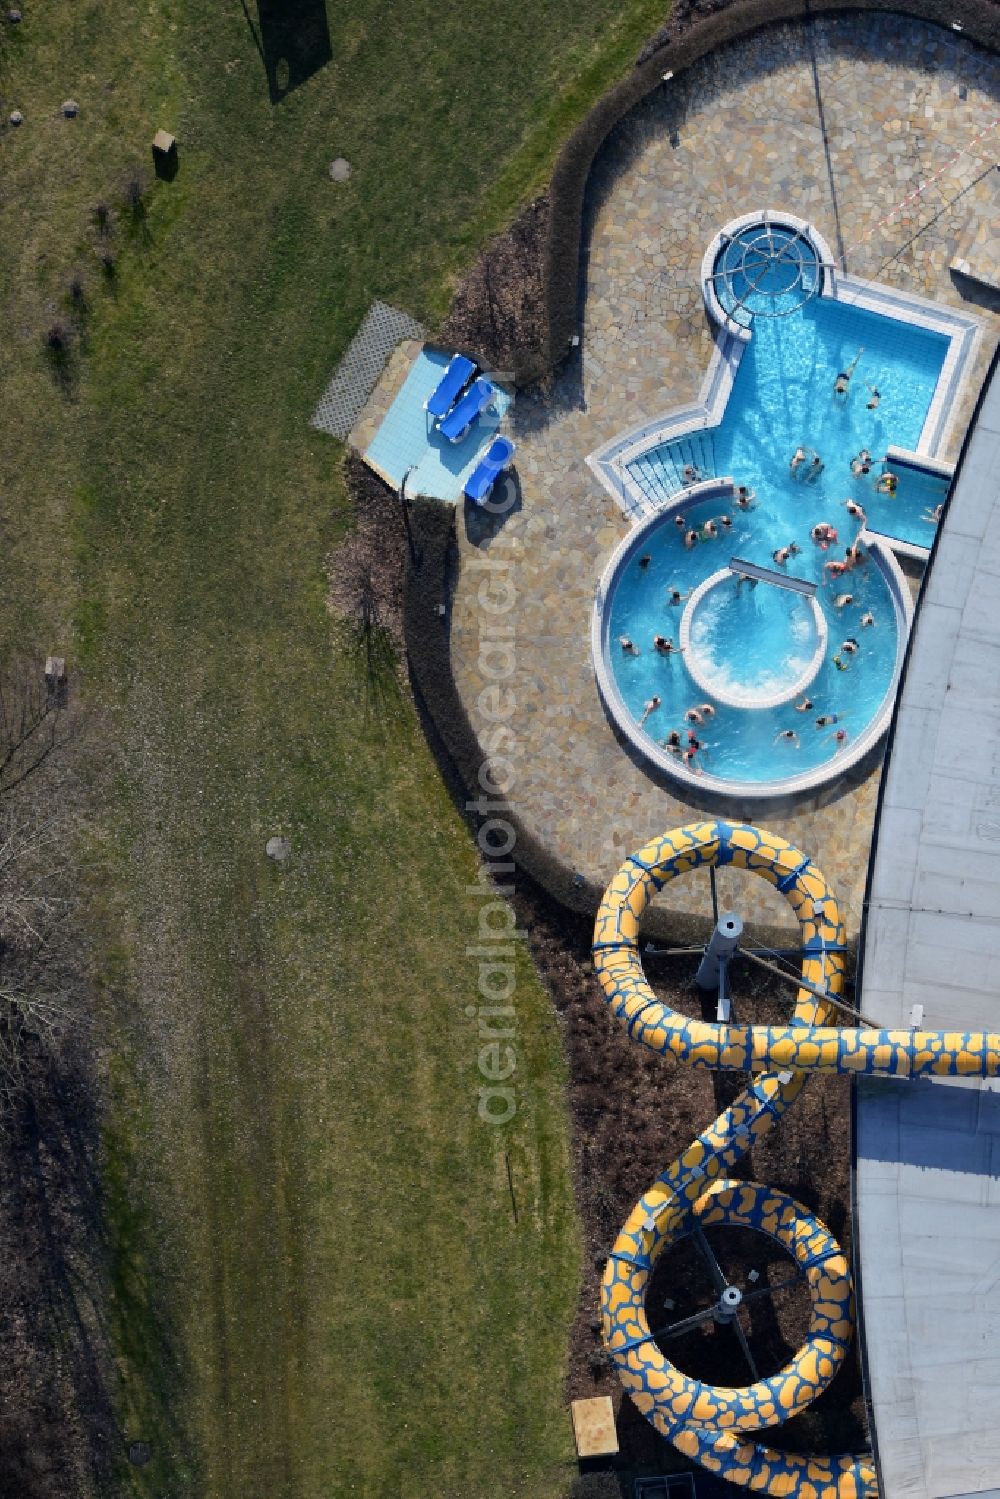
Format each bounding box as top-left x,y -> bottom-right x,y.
630,696 -> 715,768
667,510 -> 736,550
774,717 -> 850,753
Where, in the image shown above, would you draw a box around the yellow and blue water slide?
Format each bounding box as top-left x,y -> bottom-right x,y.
593,821 -> 1000,1499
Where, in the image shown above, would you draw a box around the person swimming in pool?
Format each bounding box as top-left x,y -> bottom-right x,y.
653,635 -> 682,656
674,513 -> 687,530
719,514 -> 733,530
922,503 -> 944,524
815,712 -> 845,728
697,703 -> 716,719
734,485 -> 756,509
841,637 -> 860,656
795,696 -> 814,712
773,728 -> 800,747
667,586 -> 691,605
811,522 -> 838,549
735,571 -> 758,593
684,529 -> 699,549
638,554 -> 652,569
834,348 -> 864,396
701,519 -> 719,540
685,707 -> 704,725
851,448 -> 873,478
825,726 -> 850,752
662,729 -> 682,753
833,592 -> 854,609
865,383 -> 881,410
619,636 -> 639,654
640,695 -> 661,725
805,452 -> 825,482
844,499 -> 866,522
860,611 -> 876,628
875,471 -> 899,494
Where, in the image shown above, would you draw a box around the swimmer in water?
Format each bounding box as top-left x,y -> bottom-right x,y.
841,637 -> 860,656
834,348 -> 863,396
860,611 -> 875,628
667,587 -> 691,605
875,471 -> 898,495
662,729 -> 682,753
825,726 -> 850,751
685,707 -> 704,725
735,571 -> 758,593
684,529 -> 699,550
697,703 -> 716,719
815,712 -> 844,729
865,383 -> 881,409
674,513 -> 687,530
851,448 -> 873,478
734,485 -> 756,509
638,554 -> 651,569
701,519 -> 718,540
833,592 -> 854,609
653,635 -> 682,656
773,729 -> 800,747
844,499 -> 866,522
619,636 -> 639,655
795,696 -> 814,712
719,514 -> 733,530
922,503 -> 944,524
639,695 -> 661,725
811,522 -> 838,549
790,446 -> 808,474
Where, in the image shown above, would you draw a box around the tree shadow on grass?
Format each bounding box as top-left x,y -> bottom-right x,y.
240,0 -> 332,105
0,1047 -> 196,1498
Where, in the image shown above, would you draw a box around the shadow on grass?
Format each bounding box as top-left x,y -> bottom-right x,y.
0,1045 -> 196,1498
240,0 -> 332,105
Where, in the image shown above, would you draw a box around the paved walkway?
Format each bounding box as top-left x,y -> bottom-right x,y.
450,13 -> 1000,938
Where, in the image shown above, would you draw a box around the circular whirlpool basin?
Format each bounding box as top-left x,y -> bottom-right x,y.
679,569 -> 828,711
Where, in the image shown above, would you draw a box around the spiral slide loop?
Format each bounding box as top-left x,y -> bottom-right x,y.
592,821 -> 1000,1499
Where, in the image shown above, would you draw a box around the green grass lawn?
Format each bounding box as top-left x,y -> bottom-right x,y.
0,1 -> 671,1493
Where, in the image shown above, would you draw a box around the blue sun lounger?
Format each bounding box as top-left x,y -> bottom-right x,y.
439,377 -> 495,443
464,436 -> 516,504
424,353 -> 476,420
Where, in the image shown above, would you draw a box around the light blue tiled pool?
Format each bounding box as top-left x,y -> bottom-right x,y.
365,348 -> 513,503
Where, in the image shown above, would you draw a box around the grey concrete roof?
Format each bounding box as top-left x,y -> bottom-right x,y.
857,357 -> 1000,1499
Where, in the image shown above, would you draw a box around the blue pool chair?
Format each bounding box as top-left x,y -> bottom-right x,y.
439,377 -> 495,443
464,436 -> 516,504
424,353 -> 476,420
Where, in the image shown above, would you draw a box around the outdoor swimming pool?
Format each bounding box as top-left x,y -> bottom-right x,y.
596,292 -> 944,793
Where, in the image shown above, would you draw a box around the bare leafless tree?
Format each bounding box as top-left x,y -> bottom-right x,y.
0,658 -> 86,1117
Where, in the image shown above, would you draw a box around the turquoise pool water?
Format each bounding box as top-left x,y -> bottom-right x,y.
686,577 -> 821,705
606,295 -> 947,784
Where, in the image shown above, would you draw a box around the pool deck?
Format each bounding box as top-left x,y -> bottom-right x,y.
855,356 -> 1000,1499
444,12 -> 1000,939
